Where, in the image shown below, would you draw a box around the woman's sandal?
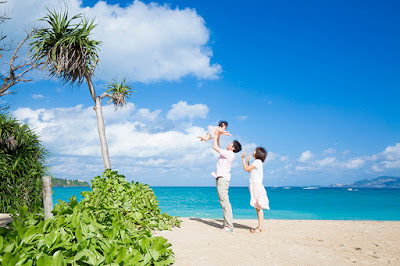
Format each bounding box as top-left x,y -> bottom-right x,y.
250,227 -> 264,233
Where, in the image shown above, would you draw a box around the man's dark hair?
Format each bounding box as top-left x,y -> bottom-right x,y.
232,140 -> 242,153
218,120 -> 228,128
255,147 -> 267,162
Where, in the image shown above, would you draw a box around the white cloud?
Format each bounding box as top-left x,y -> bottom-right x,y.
237,116 -> 248,120
344,158 -> 365,169
12,101 -> 242,184
292,143 -> 400,174
316,157 -> 336,167
381,160 -> 400,169
371,165 -> 384,172
342,150 -> 351,155
323,148 -> 336,154
382,143 -> 400,161
298,150 -> 313,163
280,156 -> 289,161
362,143 -> 400,171
2,0 -> 221,83
14,102 -> 209,158
134,108 -> 161,122
166,101 -> 208,120
135,158 -> 168,167
295,165 -> 316,171
32,94 -> 45,99
11,99 -> 400,185
266,151 -> 279,161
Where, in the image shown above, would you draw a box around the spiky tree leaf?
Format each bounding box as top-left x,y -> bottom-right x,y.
29,9 -> 101,86
105,77 -> 135,109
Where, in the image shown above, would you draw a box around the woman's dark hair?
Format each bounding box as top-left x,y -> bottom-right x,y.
255,147 -> 267,162
218,120 -> 228,128
232,140 -> 242,153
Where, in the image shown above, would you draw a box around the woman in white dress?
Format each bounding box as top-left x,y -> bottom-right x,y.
242,147 -> 269,233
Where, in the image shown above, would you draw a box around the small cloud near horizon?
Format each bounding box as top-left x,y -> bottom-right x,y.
32,94 -> 45,99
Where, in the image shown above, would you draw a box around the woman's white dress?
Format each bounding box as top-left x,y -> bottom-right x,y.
249,159 -> 270,210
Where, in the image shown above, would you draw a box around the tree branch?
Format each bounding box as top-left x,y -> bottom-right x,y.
0,31 -> 39,97
99,92 -> 113,100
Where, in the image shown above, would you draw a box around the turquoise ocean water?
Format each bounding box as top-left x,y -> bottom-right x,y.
53,187 -> 400,221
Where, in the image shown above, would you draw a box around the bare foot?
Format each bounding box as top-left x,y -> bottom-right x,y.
250,227 -> 264,233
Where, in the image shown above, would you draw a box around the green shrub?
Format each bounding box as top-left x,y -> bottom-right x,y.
80,170 -> 181,231
0,113 -> 49,213
0,170 -> 181,265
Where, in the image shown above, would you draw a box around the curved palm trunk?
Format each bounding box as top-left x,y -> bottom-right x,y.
94,97 -> 111,169
86,74 -> 111,169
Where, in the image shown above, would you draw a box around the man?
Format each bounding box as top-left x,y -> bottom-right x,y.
212,130 -> 242,232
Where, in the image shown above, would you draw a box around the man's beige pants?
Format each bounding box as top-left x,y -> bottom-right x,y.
216,177 -> 233,229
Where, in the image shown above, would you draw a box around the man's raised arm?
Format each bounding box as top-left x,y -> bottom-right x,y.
213,131 -> 221,153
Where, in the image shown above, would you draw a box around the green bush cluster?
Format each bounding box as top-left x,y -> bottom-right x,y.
80,170 -> 181,231
0,170 -> 181,265
0,113 -> 49,213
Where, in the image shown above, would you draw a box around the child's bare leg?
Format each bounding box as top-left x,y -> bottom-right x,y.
257,208 -> 264,229
198,133 -> 211,141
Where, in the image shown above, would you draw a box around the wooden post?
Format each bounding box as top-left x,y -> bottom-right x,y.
42,176 -> 53,220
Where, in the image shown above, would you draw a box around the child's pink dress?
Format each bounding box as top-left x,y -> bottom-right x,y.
249,159 -> 270,210
207,126 -> 218,138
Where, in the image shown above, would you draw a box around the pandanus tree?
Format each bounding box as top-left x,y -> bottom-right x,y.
29,10 -> 134,169
0,113 -> 49,212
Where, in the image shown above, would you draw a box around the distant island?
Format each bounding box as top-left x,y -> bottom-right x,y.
52,177 -> 90,187
330,176 -> 400,188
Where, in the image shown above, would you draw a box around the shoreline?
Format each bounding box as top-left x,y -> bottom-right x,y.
3,212 -> 400,224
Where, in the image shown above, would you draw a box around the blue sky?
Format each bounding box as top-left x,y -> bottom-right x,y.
2,0 -> 400,186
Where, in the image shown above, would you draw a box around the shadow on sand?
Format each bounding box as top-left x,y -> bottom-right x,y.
189,217 -> 253,230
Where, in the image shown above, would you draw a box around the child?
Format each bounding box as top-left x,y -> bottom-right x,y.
198,120 -> 231,142
242,147 -> 269,233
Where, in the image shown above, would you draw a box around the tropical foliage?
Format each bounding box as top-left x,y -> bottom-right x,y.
80,170 -> 180,231
105,78 -> 135,109
29,10 -> 100,85
0,170 -> 181,265
29,9 -> 135,170
0,113 -> 49,213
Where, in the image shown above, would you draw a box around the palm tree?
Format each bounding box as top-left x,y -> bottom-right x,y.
29,9 -> 134,169
105,77 -> 135,110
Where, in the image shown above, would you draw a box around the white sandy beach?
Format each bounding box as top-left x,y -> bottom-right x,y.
155,217 -> 400,265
